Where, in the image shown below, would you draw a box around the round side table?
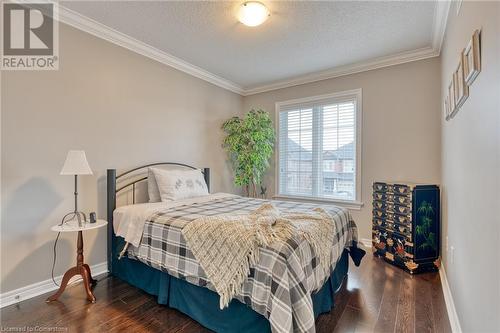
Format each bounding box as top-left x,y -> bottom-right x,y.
46,219 -> 107,303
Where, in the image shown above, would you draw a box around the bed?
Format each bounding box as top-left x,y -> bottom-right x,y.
106,163 -> 364,333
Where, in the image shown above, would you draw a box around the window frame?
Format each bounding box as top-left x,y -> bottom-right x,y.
274,89 -> 363,210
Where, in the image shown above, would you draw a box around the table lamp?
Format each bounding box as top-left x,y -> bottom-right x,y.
60,150 -> 93,227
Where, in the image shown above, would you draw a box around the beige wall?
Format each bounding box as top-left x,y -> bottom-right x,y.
440,2 -> 500,331
243,58 -> 442,242
4,12 -> 498,333
1,24 -> 242,293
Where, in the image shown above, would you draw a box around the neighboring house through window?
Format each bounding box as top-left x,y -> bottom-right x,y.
276,89 -> 362,207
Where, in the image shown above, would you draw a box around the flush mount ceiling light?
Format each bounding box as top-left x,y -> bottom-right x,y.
238,1 -> 270,27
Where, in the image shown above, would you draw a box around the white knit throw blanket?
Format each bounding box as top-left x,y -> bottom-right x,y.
181,203 -> 335,309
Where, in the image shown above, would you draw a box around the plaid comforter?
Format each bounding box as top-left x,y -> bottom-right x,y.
127,195 -> 358,333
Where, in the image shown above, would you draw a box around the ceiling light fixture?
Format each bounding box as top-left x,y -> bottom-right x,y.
238,1 -> 270,27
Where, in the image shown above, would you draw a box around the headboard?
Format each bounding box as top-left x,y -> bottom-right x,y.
106,163 -> 210,272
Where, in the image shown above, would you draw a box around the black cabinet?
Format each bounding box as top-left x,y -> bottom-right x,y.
372,182 -> 440,274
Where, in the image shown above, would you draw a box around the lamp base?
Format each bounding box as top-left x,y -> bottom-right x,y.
63,211 -> 87,228
46,230 -> 97,303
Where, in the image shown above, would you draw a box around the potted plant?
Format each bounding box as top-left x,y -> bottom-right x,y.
222,109 -> 275,197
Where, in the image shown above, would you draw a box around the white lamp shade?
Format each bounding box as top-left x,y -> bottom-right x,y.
60,150 -> 93,175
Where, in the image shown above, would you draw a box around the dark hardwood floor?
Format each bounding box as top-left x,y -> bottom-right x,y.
1,255 -> 451,333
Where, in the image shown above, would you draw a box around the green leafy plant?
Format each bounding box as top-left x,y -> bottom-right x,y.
415,201 -> 437,252
222,109 -> 275,197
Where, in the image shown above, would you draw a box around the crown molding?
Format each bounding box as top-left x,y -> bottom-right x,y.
432,0 -> 451,51
21,1 -> 450,96
52,3 -> 245,95
242,46 -> 440,95
244,1 -> 451,96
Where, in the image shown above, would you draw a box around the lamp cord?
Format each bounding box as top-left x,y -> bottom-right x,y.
51,212 -> 77,286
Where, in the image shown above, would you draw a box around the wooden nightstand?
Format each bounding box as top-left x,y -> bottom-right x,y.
46,219 -> 107,303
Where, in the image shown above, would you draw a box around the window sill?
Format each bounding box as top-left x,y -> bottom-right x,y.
272,195 -> 364,211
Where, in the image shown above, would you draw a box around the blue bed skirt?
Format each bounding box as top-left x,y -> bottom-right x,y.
111,243 -> 350,333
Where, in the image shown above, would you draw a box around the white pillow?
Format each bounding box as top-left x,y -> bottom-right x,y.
151,168 -> 209,201
147,168 -> 161,203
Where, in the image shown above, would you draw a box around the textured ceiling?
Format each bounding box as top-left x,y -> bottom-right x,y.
62,1 -> 437,89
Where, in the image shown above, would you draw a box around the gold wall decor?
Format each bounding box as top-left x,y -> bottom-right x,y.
444,29 -> 481,121
445,95 -> 451,121
464,30 -> 481,85
455,52 -> 469,109
446,77 -> 456,120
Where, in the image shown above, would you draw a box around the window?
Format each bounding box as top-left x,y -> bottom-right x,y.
276,89 -> 362,205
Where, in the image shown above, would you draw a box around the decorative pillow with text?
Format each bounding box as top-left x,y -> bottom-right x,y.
151,167 -> 208,201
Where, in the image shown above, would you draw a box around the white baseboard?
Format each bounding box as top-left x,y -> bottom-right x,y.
0,262 -> 108,308
360,236 -> 460,332
439,265 -> 462,333
359,238 -> 372,248
0,256 -> 461,333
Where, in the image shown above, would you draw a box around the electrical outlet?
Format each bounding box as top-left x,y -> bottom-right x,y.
450,246 -> 455,264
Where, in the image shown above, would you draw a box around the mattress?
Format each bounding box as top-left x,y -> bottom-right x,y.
113,193 -> 360,333
113,193 -> 231,246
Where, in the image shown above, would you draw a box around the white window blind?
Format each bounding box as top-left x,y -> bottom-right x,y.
277,91 -> 360,202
